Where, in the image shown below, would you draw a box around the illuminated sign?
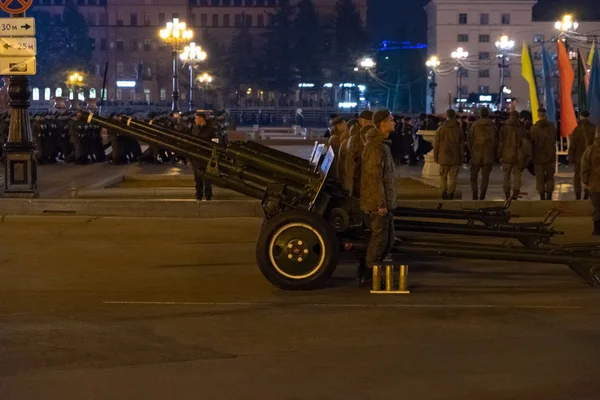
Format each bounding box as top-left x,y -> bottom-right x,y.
323,83 -> 333,88
479,95 -> 492,102
338,102 -> 357,108
298,83 -> 314,88
116,80 -> 136,88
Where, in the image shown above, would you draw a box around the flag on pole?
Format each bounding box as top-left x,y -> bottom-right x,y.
587,43 -> 595,91
521,41 -> 540,123
588,44 -> 600,125
541,45 -> 557,126
578,49 -> 589,111
557,40 -> 577,137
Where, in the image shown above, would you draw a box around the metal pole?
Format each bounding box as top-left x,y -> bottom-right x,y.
458,67 -> 462,108
3,11 -> 37,197
172,49 -> 180,112
386,88 -> 391,109
430,71 -> 437,114
499,53 -> 505,111
99,61 -> 108,116
189,65 -> 194,112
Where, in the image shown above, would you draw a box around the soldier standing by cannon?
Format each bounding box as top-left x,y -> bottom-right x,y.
467,107 -> 497,200
569,110 -> 596,200
360,109 -> 396,286
530,108 -> 557,200
191,112 -> 216,201
435,109 -> 464,200
328,116 -> 346,180
581,126 -> 600,235
345,110 -> 373,196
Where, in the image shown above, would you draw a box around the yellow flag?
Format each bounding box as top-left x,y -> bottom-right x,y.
521,41 -> 540,123
589,42 -> 595,67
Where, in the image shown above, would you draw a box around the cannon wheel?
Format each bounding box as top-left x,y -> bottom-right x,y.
256,210 -> 339,290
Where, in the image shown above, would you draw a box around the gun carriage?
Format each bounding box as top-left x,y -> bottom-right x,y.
83,111 -> 600,290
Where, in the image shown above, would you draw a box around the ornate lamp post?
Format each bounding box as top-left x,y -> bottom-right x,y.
451,47 -> 469,108
426,55 -> 440,114
159,18 -> 193,112
198,72 -> 213,106
66,72 -> 85,110
495,36 -> 515,111
179,42 -> 207,112
555,14 -> 579,34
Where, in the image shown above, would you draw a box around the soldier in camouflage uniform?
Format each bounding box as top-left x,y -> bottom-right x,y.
345,110 -> 373,197
338,119 -> 355,187
360,109 -> 397,286
530,108 -> 557,200
327,116 -> 346,180
581,126 -> 600,235
498,111 -> 527,199
467,107 -> 497,200
569,110 -> 596,200
434,109 -> 464,200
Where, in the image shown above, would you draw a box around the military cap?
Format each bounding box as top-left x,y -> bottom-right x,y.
358,110 -> 373,120
331,116 -> 345,126
581,110 -> 590,118
372,109 -> 391,124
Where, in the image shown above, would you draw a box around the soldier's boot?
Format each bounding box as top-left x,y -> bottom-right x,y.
546,191 -> 553,201
584,190 -> 590,200
576,192 -> 582,200
512,190 -> 520,200
479,192 -> 486,201
539,192 -> 546,200
448,192 -> 455,200
593,221 -> 600,236
472,191 -> 478,200
505,191 -> 511,200
442,192 -> 448,200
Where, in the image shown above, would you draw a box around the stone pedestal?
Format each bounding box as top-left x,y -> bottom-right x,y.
417,130 -> 439,179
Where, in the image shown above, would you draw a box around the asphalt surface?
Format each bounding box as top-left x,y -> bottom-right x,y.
0,215 -> 599,400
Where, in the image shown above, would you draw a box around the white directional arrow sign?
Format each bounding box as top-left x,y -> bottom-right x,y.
0,18 -> 35,37
0,38 -> 36,56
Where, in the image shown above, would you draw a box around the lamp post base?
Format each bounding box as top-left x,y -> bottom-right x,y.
3,145 -> 38,198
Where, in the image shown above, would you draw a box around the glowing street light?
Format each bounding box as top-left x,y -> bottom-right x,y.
495,36 -> 514,111
555,14 -> 579,32
66,72 -> 86,110
425,55 -> 441,69
495,35 -> 515,51
180,42 -> 207,111
159,18 -> 193,112
451,48 -> 468,106
426,56 -> 441,114
198,73 -> 213,104
359,57 -> 376,69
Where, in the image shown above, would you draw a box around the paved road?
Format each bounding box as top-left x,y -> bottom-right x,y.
0,216 -> 599,400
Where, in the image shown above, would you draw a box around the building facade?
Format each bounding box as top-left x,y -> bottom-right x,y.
32,0 -> 367,106
425,0 -> 600,114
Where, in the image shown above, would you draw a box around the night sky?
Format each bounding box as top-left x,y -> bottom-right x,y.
369,0 -> 599,44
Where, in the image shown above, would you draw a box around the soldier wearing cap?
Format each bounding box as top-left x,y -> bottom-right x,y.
467,107 -> 497,200
434,109 -> 464,199
581,125 -> 600,235
328,116 -> 347,180
360,109 -> 397,286
345,110 -> 373,196
338,119 -> 357,188
191,111 -> 217,201
569,110 -> 596,200
530,107 -> 557,200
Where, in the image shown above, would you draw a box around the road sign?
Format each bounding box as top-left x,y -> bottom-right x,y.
0,56 -> 35,75
0,0 -> 34,15
0,18 -> 35,37
0,37 -> 35,56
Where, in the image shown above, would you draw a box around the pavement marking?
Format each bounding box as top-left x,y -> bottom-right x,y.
103,301 -> 582,310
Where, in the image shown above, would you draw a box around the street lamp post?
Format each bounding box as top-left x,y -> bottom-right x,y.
159,18 -> 193,112
198,72 -> 213,105
451,47 -> 468,109
426,56 -> 441,114
495,35 -> 515,112
67,72 -> 85,110
180,42 -> 207,112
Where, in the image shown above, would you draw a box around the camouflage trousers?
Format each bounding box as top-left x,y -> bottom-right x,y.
590,192 -> 600,221
534,163 -> 555,195
501,163 -> 522,195
574,163 -> 582,194
366,212 -> 395,266
439,165 -> 460,195
470,164 -> 493,197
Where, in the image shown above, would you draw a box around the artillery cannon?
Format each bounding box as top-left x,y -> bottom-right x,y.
84,111 -> 600,290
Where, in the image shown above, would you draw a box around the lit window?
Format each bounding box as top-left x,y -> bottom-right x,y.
160,88 -> 166,101
89,88 -> 97,99
69,89 -> 74,100
78,91 -> 85,101
44,88 -> 51,101
56,88 -> 63,97
32,88 -> 39,101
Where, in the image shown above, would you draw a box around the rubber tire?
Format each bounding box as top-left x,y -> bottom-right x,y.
256,210 -> 339,290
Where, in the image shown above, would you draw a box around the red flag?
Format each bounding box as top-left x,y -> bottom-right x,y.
557,40 -> 577,137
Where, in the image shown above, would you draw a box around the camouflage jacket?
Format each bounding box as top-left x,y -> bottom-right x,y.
568,119 -> 596,165
338,130 -> 350,188
345,124 -> 370,197
581,138 -> 600,192
530,119 -> 557,165
360,128 -> 397,212
327,130 -> 342,179
434,119 -> 464,166
498,118 -> 524,165
467,118 -> 497,166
